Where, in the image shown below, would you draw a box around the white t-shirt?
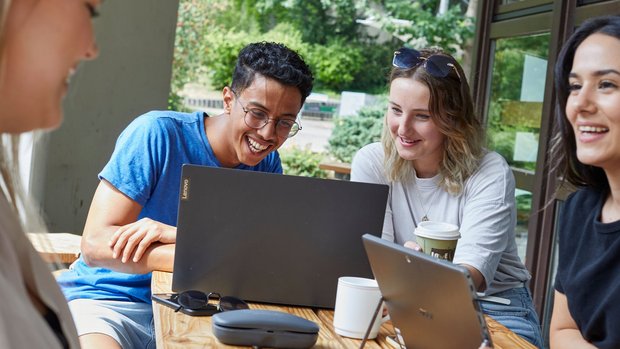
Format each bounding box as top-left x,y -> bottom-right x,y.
0,193 -> 80,348
351,142 -> 530,295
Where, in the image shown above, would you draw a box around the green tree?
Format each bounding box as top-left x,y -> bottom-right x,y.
169,0 -> 213,110
364,0 -> 475,59
230,0 -> 364,45
169,0 -> 477,104
201,23 -> 310,90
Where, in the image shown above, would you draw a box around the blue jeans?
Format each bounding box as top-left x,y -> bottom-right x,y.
478,287 -> 543,349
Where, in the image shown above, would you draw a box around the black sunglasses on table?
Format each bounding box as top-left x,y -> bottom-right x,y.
392,47 -> 461,80
175,290 -> 249,316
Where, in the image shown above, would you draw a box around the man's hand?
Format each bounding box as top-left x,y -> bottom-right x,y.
109,218 -> 176,263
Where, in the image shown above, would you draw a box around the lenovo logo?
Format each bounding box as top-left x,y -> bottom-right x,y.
181,178 -> 190,200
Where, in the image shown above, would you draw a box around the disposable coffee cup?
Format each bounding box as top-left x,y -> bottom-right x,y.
414,221 -> 460,261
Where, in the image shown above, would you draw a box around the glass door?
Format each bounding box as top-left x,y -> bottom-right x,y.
485,33 -> 550,261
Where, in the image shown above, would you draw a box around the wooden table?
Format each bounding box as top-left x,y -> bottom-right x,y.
318,161 -> 351,180
152,271 -> 536,349
27,232 -> 81,264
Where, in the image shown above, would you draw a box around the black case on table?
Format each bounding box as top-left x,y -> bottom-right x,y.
212,309 -> 319,349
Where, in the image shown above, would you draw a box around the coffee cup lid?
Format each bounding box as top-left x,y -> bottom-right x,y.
414,221 -> 461,240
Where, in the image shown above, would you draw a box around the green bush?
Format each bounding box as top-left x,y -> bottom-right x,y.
202,29 -> 255,90
198,23 -> 394,94
305,39 -> 364,92
202,24 -> 310,90
168,1 -> 212,109
280,146 -> 327,178
327,102 -> 385,163
348,42 -> 394,94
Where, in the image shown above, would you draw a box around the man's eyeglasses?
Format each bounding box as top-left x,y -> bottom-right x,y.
392,47 -> 461,80
232,90 -> 301,138
176,290 -> 249,315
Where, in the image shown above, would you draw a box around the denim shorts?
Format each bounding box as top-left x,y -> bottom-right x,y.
478,287 -> 543,348
68,298 -> 156,349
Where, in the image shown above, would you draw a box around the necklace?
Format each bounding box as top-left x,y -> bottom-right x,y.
416,184 -> 440,222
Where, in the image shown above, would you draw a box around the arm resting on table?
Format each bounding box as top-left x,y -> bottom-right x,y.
81,180 -> 175,273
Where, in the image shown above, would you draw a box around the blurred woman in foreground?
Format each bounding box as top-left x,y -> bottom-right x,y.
0,0 -> 100,347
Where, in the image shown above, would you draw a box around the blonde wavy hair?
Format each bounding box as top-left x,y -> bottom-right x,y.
382,48 -> 485,195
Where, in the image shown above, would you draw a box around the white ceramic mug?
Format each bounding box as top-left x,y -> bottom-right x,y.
333,276 -> 388,339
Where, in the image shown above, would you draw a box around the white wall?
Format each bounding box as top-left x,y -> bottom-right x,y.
30,1 -> 180,234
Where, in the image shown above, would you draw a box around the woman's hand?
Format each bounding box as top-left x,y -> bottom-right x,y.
478,339 -> 493,349
403,240 -> 423,252
108,217 -> 177,263
404,239 -> 486,290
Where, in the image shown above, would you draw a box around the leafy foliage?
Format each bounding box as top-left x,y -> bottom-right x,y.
169,0 -> 477,105
279,146 -> 327,178
169,1 -> 214,109
305,39 -> 365,91
327,102 -> 386,163
486,33 -> 549,171
229,0 -> 364,45
365,0 -> 475,58
201,24 -> 309,90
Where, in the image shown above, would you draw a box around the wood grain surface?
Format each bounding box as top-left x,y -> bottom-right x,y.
152,271 -> 537,349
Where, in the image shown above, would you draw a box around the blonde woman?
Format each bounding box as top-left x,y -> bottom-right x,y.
351,47 -> 543,347
0,0 -> 100,347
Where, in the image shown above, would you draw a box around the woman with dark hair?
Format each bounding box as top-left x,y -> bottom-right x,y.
549,15 -> 620,349
352,47 -> 543,347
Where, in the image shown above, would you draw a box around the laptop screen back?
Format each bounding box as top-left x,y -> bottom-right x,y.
362,234 -> 491,349
172,165 -> 389,308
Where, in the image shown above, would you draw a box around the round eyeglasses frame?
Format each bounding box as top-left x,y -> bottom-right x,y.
232,90 -> 302,138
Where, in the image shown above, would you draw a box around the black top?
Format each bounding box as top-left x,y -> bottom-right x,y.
43,308 -> 69,349
555,188 -> 620,349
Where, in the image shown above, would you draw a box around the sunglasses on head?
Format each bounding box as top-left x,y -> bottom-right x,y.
176,290 -> 249,315
392,47 -> 461,80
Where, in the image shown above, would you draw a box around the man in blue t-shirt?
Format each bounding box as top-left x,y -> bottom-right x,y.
58,42 -> 314,349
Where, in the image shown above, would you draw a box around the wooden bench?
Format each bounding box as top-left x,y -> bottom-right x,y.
27,232 -> 81,265
319,161 -> 351,180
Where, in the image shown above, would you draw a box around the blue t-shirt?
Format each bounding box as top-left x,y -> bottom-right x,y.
58,110 -> 282,303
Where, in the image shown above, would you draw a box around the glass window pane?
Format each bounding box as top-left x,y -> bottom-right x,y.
486,33 -> 550,261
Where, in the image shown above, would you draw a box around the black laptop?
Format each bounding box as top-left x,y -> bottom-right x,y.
172,165 -> 389,308
362,234 -> 492,349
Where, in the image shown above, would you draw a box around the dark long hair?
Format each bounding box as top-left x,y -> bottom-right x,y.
550,15 -> 620,193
